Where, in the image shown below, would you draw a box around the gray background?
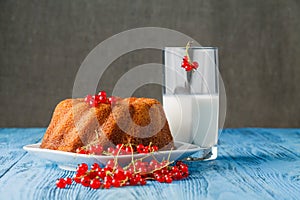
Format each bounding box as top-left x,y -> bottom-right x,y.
0,0 -> 299,127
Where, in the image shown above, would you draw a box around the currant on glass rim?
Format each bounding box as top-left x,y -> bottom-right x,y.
181,41 -> 199,72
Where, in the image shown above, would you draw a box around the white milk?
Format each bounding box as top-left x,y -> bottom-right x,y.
163,95 -> 193,143
163,94 -> 219,148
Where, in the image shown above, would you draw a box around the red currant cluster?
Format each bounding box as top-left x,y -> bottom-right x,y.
75,143 -> 159,156
56,159 -> 189,189
181,41 -> 199,72
84,91 -> 118,107
76,144 -> 103,155
181,55 -> 199,71
135,144 -> 158,154
56,177 -> 72,188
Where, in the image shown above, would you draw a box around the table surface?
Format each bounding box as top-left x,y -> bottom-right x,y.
0,128 -> 299,200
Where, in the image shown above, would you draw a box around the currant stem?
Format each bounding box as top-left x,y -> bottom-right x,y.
113,144 -> 124,172
130,143 -> 136,173
185,41 -> 192,63
143,160 -> 174,175
167,148 -> 173,162
150,152 -> 159,162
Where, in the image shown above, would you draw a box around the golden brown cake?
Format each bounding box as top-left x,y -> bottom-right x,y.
40,97 -> 174,152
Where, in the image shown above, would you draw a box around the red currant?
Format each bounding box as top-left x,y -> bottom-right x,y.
111,149 -> 119,156
90,179 -> 101,189
98,95 -> 107,103
134,174 -> 142,182
137,166 -> 147,173
104,175 -> 112,183
89,99 -> 98,107
161,168 -> 169,175
136,144 -> 144,153
127,166 -> 135,174
155,175 -> 165,183
142,146 -> 149,153
73,174 -> 82,183
114,169 -> 125,180
179,164 -> 188,173
107,147 -> 114,154
103,166 -> 113,173
93,95 -> 100,101
124,170 -> 133,179
151,146 -> 159,152
56,178 -> 67,188
98,91 -> 107,98
185,64 -> 193,71
96,170 -> 104,179
183,56 -> 188,61
140,178 -> 147,185
125,146 -> 133,154
176,161 -> 183,166
149,160 -> 158,166
112,179 -> 121,187
89,145 -> 103,155
192,61 -> 199,69
91,163 -> 101,171
77,163 -> 88,175
171,166 -> 180,173
173,171 -> 183,180
108,96 -> 117,104
181,59 -> 188,67
165,175 -> 173,183
84,94 -> 92,103
129,177 -> 138,186
81,176 -> 91,187
134,160 -> 143,168
103,180 -> 111,189
88,171 -> 98,179
65,177 -> 72,185
116,144 -> 124,150
76,147 -> 89,154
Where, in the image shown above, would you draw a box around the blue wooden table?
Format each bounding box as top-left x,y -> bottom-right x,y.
0,128 -> 299,200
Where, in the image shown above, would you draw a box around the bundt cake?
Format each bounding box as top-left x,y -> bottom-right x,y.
40,97 -> 174,152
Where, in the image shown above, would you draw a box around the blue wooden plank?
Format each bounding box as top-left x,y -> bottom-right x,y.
0,128 -> 299,200
0,128 -> 45,178
214,128 -> 300,199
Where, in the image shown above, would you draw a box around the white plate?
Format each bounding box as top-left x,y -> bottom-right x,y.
23,142 -> 203,171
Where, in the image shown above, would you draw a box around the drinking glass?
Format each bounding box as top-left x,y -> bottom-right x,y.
163,47 -> 219,160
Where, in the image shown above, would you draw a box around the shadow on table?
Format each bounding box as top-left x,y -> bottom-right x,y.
186,150 -> 299,174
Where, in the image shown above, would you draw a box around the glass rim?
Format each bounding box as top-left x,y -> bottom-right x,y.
164,46 -> 218,50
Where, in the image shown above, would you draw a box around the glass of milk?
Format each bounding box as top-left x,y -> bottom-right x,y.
163,47 -> 219,160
